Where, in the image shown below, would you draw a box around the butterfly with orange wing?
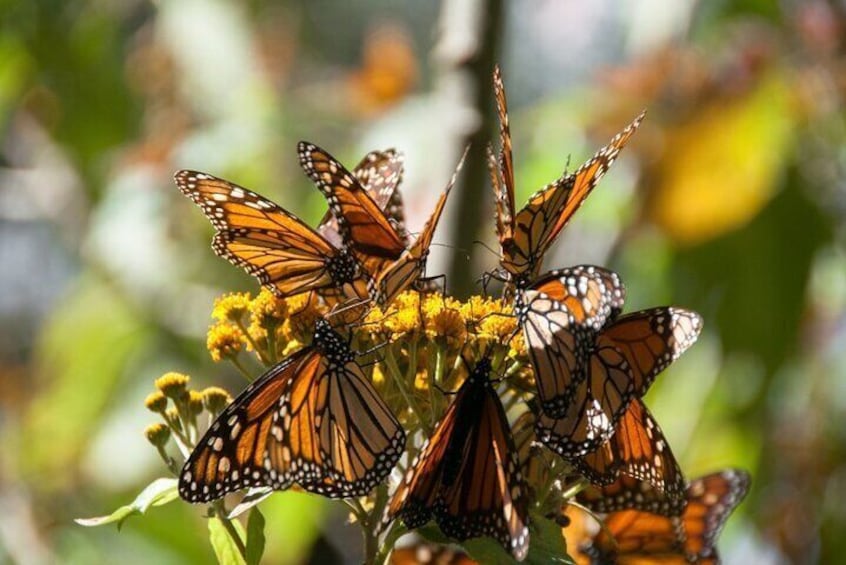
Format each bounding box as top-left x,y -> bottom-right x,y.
573,398 -> 687,514
175,149 -> 405,303
385,356 -> 530,561
533,301 -> 703,458
575,469 -> 751,565
299,142 -> 466,307
179,318 -> 405,502
488,65 -> 645,285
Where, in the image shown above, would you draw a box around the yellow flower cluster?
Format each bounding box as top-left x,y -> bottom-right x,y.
206,288 -> 328,364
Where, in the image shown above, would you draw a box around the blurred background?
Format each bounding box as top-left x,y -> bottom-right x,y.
1,0 -> 845,563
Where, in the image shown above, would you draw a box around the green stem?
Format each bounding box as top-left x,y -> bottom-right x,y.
374,521 -> 408,565
211,500 -> 247,559
266,323 -> 278,364
229,356 -> 255,382
234,319 -> 271,366
384,348 -> 431,435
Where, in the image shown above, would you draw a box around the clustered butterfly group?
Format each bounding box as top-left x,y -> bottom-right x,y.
171,66 -> 750,563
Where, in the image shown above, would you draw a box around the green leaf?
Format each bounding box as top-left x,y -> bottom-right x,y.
419,513 -> 573,565
208,516 -> 247,565
75,478 -> 179,529
245,508 -> 266,565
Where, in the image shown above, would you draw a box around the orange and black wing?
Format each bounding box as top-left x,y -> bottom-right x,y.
598,307 -> 703,394
582,469 -> 750,564
298,142 -> 405,276
175,170 -> 362,299
518,265 -> 625,417
178,346 -> 314,502
490,65 -> 516,248
534,338 -> 634,457
318,149 -> 407,248
500,112 -> 645,280
535,307 -> 700,459
387,359 -> 530,561
269,323 -> 405,497
371,150 -> 464,306
575,399 -> 686,514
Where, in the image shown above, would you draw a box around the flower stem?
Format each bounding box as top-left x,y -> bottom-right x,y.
384,347 -> 430,435
234,319 -> 271,366
229,356 -> 255,382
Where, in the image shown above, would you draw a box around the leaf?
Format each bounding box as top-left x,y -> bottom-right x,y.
228,487 -> 273,519
245,507 -> 266,565
75,478 -> 179,529
442,513 -> 573,565
209,516 -> 247,565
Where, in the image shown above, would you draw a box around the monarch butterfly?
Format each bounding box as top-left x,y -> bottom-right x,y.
574,398 -> 687,514
176,170 -> 371,302
534,306 -> 703,457
300,142 -> 466,307
317,148 -> 409,249
488,65 -> 645,284
178,318 -> 405,502
299,142 -> 407,279
385,356 -> 530,561
576,469 -> 751,564
516,265 -> 625,417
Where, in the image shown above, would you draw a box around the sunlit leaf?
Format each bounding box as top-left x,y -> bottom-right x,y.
75,478 -> 178,529
209,516 -> 247,565
651,71 -> 795,244
245,508 -> 266,565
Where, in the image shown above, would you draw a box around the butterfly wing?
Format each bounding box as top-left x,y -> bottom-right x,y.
598,307 -> 703,394
491,65 -> 516,248
298,142 -> 405,276
681,469 -> 750,563
575,399 -> 686,513
583,469 -> 750,564
175,170 -> 361,299
518,266 -> 626,417
435,382 -> 530,561
178,347 -> 314,502
271,347 -> 405,498
535,341 -> 634,457
318,149 -> 407,248
506,112 -> 645,279
387,397 -> 462,530
371,149 -> 464,306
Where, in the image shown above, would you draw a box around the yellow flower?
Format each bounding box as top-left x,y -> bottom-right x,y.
423,294 -> 466,348
187,390 -> 204,417
165,407 -> 182,431
249,287 -> 288,330
413,369 -> 429,391
144,422 -> 171,447
155,372 -> 190,399
283,292 -> 325,343
459,295 -> 497,328
211,292 -> 251,322
144,391 -> 168,414
383,291 -> 423,340
202,387 -> 232,415
508,331 -> 528,359
207,322 -> 246,362
281,339 -> 304,358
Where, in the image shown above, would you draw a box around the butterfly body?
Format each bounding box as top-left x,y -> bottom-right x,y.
386,357 -> 530,561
